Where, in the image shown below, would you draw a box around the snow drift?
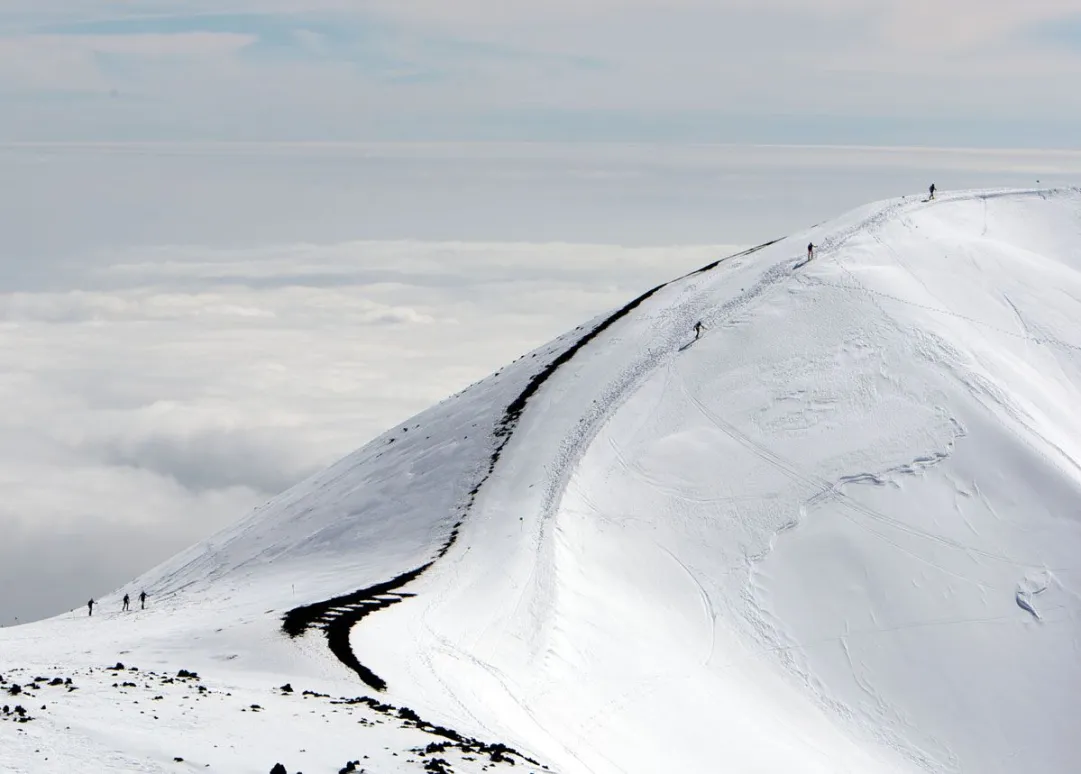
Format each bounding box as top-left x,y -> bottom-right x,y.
3,188 -> 1081,774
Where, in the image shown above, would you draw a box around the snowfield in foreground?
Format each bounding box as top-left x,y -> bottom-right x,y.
3,188 -> 1080,773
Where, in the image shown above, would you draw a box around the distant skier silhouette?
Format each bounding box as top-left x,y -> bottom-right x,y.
140,591 -> 147,610
122,593 -> 130,612
928,183 -> 936,200
693,321 -> 704,341
806,242 -> 815,261
87,599 -> 94,617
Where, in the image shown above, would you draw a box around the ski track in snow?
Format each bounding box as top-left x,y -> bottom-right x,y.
306,187 -> 1079,774
278,238 -> 782,692
412,189 -> 1074,770
285,186 -> 1076,713
492,186 -> 1081,773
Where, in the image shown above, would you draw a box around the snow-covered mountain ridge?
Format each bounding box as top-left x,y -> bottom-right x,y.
3,188 -> 1080,773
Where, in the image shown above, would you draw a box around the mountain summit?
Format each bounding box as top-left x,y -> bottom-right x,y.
4,188 -> 1080,773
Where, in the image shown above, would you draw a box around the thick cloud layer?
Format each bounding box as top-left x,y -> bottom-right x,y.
0,238 -> 727,625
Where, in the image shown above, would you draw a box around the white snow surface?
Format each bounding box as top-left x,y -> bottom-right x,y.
3,188 -> 1081,773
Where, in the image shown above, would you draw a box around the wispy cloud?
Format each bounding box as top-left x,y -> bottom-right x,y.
1025,12 -> 1081,54
0,31 -> 253,94
4,9 -> 604,94
1,1 -> 1078,144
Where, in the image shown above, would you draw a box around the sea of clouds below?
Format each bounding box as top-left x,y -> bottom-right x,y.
0,237 -> 729,624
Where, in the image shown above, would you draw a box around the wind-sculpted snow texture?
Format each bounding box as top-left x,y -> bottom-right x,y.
3,189 -> 1081,774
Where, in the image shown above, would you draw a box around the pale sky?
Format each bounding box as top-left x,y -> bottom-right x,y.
3,0 -> 1080,145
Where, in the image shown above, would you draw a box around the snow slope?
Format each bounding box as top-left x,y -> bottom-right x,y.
3,188 -> 1081,773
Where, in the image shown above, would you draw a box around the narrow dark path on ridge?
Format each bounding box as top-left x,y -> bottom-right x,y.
281,238 -> 781,693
